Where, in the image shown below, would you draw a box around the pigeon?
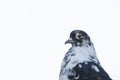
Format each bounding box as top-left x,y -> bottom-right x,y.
59,30 -> 112,80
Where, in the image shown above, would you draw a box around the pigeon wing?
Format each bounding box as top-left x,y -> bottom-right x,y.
68,62 -> 112,80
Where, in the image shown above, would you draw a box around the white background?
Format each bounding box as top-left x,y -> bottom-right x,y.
0,0 -> 120,80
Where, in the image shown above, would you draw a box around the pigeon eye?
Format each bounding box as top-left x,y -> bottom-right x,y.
76,34 -> 82,39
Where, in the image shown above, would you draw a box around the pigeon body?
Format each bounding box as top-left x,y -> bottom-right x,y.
59,30 -> 112,80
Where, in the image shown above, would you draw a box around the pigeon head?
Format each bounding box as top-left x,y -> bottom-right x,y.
65,30 -> 91,46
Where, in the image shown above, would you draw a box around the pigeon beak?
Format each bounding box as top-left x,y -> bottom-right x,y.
65,38 -> 74,44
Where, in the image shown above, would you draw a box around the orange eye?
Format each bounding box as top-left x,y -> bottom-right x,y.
76,33 -> 82,39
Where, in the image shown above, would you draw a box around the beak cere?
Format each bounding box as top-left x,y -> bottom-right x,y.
65,38 -> 74,44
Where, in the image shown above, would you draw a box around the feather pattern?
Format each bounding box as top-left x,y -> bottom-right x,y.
59,30 -> 112,80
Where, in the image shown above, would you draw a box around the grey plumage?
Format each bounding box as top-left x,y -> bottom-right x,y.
59,30 -> 112,80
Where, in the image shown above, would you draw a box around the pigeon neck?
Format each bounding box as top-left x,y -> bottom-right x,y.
70,44 -> 99,64
72,39 -> 92,47
72,42 -> 92,47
